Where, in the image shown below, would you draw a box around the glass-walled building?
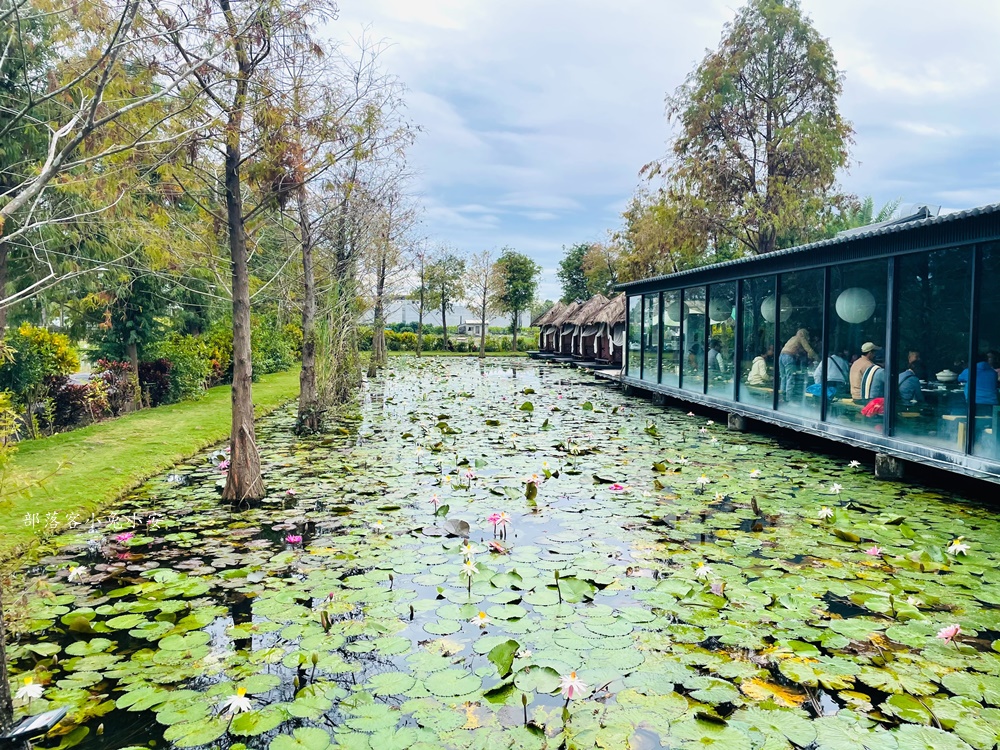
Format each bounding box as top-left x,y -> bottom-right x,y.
619,204 -> 1000,483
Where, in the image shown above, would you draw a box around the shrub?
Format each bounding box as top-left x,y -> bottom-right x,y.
145,335 -> 212,403
204,322 -> 234,386
251,314 -> 295,376
138,358 -> 173,407
45,376 -> 109,428
95,359 -> 137,416
0,323 -> 79,398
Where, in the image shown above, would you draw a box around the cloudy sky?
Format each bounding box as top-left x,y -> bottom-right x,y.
333,0 -> 1000,302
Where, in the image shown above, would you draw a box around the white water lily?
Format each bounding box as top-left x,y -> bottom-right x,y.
829,483 -> 843,494
471,611 -> 491,627
15,676 -> 43,703
906,596 -> 923,607
706,420 -> 715,426
677,457 -> 690,465
849,460 -> 862,469
749,469 -> 761,479
219,687 -> 253,716
559,671 -> 588,700
947,537 -> 970,555
818,506 -> 834,520
694,562 -> 713,579
371,520 -> 384,532
516,648 -> 533,659
461,542 -> 477,557
461,560 -> 478,578
696,474 -> 710,485
67,566 -> 86,583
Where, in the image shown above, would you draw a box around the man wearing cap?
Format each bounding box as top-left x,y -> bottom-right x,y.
850,342 -> 882,399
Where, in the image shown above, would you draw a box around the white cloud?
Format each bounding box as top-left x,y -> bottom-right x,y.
331,0 -> 1000,299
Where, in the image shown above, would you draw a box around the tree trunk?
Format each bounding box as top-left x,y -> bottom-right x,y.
478,287 -> 487,359
0,241 -> 8,334
511,311 -> 519,352
125,341 -> 141,409
441,298 -> 448,350
0,583 -> 12,732
416,261 -> 424,357
219,19 -> 264,501
296,184 -> 319,434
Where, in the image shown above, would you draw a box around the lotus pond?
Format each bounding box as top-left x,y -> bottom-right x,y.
7,358 -> 1000,750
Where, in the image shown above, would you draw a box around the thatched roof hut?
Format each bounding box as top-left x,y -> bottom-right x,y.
532,302 -> 564,328
593,293 -> 626,326
567,294 -> 610,327
550,301 -> 581,328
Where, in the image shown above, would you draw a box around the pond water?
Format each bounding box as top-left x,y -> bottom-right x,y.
7,358 -> 1000,750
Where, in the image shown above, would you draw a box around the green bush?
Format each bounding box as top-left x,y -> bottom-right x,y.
145,335 -> 213,403
251,314 -> 296,376
0,323 -> 80,413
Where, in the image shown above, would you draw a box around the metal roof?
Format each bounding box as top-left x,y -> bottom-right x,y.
616,201 -> 1000,292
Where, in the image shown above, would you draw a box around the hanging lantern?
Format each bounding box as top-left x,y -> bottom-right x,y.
760,295 -> 792,323
664,298 -> 686,325
709,296 -> 733,323
835,287 -> 876,324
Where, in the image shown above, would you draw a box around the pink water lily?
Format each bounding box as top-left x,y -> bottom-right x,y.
488,512 -> 501,533
608,483 -> 627,492
864,545 -> 883,556
285,534 -> 302,544
285,489 -> 297,496
116,532 -> 134,543
937,624 -> 961,644
430,494 -> 441,510
559,671 -> 587,702
218,459 -> 230,473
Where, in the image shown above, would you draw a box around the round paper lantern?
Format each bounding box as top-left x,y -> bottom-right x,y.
709,296 -> 734,323
760,295 -> 792,323
665,299 -> 687,325
835,287 -> 876,324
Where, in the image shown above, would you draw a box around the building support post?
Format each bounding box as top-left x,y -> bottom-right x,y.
727,413 -> 747,432
875,453 -> 904,480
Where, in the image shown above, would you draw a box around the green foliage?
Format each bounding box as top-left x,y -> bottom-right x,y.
557,244 -> 592,303
0,323 -> 80,412
144,336 -> 213,404
492,249 -> 540,343
662,0 -> 853,255
252,316 -> 299,377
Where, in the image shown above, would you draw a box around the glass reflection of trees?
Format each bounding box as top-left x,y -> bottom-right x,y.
627,296 -> 641,378
661,290 -> 681,388
681,286 -> 706,393
642,293 -> 659,382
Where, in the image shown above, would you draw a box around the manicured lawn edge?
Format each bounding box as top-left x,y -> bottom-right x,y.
0,368 -> 301,562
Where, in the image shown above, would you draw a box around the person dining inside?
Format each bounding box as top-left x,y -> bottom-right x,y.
779,328 -> 817,401
850,342 -> 882,399
958,354 -> 1000,411
747,345 -> 773,386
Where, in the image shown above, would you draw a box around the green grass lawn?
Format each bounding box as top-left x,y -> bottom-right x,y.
0,368 -> 300,561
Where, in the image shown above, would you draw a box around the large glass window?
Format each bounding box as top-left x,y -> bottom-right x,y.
973,243 -> 1000,460
627,296 -> 641,377
826,261 -> 888,432
894,247 -> 973,451
661,290 -> 681,388
681,286 -> 706,393
641,293 -> 659,382
707,282 -> 736,399
738,276 -> 775,407
777,270 -> 824,418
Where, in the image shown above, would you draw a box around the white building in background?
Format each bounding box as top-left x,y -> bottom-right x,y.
359,298 -> 532,329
